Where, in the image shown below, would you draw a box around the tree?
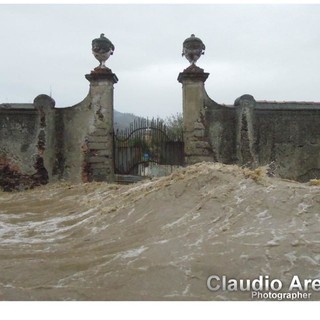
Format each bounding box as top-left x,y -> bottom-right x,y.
164,112 -> 183,141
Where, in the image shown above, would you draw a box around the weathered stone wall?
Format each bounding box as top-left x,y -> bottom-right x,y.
60,69 -> 117,183
0,96 -> 55,191
2,57 -> 319,190
57,96 -> 93,183
252,101 -> 320,181
204,93 -> 320,181
0,69 -> 117,190
204,92 -> 237,164
179,65 -> 320,182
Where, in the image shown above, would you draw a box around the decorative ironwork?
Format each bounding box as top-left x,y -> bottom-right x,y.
182,34 -> 205,65
114,118 -> 184,175
91,33 -> 115,69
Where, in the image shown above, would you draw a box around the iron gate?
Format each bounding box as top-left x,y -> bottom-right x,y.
114,118 -> 184,175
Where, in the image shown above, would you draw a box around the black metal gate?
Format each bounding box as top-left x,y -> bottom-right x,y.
114,118 -> 184,175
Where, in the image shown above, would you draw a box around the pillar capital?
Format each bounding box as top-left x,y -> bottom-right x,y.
85,67 -> 118,84
178,64 -> 209,83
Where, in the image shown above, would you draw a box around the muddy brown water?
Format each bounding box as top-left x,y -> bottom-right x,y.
1,163 -> 320,301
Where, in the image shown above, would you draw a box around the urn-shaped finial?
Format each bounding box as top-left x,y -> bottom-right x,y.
182,34 -> 205,65
92,33 -> 115,69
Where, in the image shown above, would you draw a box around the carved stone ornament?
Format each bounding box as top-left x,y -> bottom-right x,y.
182,34 -> 205,65
92,33 -> 115,69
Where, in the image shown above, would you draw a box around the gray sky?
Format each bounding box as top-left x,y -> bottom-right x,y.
1,3 -> 320,118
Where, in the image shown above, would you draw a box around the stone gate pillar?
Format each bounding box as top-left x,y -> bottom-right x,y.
84,34 -> 118,182
178,34 -> 212,165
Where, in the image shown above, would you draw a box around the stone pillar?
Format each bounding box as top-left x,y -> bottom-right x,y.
234,94 -> 257,167
178,64 -> 213,164
178,34 -> 214,165
84,68 -> 118,182
33,94 -> 56,184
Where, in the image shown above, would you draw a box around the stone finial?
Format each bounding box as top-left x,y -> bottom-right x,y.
182,34 -> 205,65
92,33 -> 115,69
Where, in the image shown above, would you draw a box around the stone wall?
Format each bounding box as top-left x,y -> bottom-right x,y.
195,87 -> 320,182
0,68 -> 117,191
2,52 -> 320,190
252,100 -> 320,181
178,64 -> 320,182
0,97 -> 55,191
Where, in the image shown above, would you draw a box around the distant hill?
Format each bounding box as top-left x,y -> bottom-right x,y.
114,110 -> 144,131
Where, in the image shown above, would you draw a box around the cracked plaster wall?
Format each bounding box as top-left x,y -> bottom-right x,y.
0,72 -> 117,190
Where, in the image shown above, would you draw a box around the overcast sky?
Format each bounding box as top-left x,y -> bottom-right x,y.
1,3 -> 320,118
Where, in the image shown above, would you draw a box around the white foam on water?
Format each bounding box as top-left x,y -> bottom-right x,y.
135,210 -> 153,224
234,195 -> 244,204
257,209 -> 272,222
189,235 -> 203,248
127,208 -> 135,217
121,246 -> 148,259
91,224 -> 109,234
299,255 -> 319,266
266,230 -> 286,247
297,202 -> 312,214
0,208 -> 97,244
162,214 -> 188,229
284,251 -> 297,267
182,284 -> 191,296
153,239 -> 169,245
